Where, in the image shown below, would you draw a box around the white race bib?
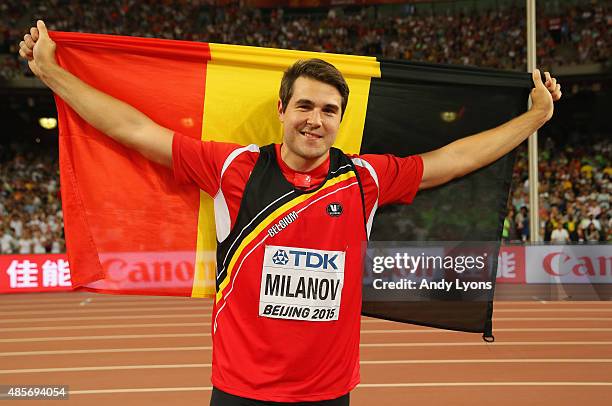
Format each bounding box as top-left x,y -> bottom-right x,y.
259,245 -> 345,322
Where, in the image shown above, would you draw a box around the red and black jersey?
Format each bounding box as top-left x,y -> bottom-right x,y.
212,144 -> 366,401
172,133 -> 423,402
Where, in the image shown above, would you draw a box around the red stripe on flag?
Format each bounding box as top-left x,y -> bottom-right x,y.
52,32 -> 210,294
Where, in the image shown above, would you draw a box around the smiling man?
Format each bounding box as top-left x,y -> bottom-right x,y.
171,60 -> 425,405
19,20 -> 561,406
277,65 -> 348,171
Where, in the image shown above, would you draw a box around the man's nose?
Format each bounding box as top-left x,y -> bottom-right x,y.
306,109 -> 322,127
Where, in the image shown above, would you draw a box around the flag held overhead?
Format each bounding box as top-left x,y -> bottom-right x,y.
52,32 -> 532,337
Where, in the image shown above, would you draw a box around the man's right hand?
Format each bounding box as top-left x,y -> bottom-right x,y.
19,20 -> 57,78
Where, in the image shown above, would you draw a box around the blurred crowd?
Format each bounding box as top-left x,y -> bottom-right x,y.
0,144 -> 65,254
0,0 -> 610,79
505,137 -> 611,243
1,0 -> 610,251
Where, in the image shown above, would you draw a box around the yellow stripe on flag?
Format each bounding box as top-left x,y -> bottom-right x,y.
191,44 -> 380,298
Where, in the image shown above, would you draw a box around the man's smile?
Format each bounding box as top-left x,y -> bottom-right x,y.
299,130 -> 323,139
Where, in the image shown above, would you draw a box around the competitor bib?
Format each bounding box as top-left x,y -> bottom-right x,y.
259,245 -> 346,321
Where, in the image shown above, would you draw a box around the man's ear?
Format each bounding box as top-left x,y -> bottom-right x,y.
277,99 -> 284,123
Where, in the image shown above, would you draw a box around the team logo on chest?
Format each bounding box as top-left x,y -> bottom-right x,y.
326,202 -> 343,217
272,249 -> 289,265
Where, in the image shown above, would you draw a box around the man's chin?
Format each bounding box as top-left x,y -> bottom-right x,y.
298,146 -> 328,161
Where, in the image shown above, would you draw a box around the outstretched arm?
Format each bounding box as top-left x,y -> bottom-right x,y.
418,69 -> 562,190
18,20 -> 173,168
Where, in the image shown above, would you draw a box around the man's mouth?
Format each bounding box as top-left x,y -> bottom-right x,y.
300,130 -> 322,139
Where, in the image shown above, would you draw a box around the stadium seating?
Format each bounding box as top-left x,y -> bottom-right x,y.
0,0 -> 609,252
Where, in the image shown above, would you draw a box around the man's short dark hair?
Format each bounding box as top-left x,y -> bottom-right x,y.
279,59 -> 350,118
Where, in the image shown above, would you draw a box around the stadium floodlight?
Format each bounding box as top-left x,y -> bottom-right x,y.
39,117 -> 58,129
440,111 -> 457,123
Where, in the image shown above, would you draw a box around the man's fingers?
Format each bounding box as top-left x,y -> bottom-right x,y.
19,48 -> 33,61
19,41 -> 33,56
24,34 -> 35,49
20,45 -> 33,59
36,20 -> 49,38
544,71 -> 552,86
532,69 -> 540,84
30,26 -> 39,41
532,69 -> 545,87
19,41 -> 29,53
553,84 -> 562,101
553,84 -> 561,100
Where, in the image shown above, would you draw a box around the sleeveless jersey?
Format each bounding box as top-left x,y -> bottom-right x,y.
211,145 -> 367,402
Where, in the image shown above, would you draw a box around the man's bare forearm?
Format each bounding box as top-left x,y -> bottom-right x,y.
41,63 -> 148,144
419,70 -> 560,190
445,109 -> 547,178
39,63 -> 173,167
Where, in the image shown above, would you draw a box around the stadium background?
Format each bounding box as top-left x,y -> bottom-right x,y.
1,0 -> 611,404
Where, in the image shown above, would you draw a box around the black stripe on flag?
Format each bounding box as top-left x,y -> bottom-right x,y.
360,59 -> 532,339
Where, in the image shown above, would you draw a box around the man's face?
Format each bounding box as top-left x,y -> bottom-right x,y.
278,76 -> 343,162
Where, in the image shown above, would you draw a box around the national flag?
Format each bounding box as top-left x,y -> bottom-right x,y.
52,31 -> 532,338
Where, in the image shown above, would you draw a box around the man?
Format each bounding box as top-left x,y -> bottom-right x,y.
551,220 -> 570,243
0,228 -> 15,254
564,213 -> 579,241
516,205 -> 530,242
543,212 -> 554,242
581,213 -> 601,232
19,20 -> 561,405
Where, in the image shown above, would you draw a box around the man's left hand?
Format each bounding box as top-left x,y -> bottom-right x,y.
530,69 -> 562,122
